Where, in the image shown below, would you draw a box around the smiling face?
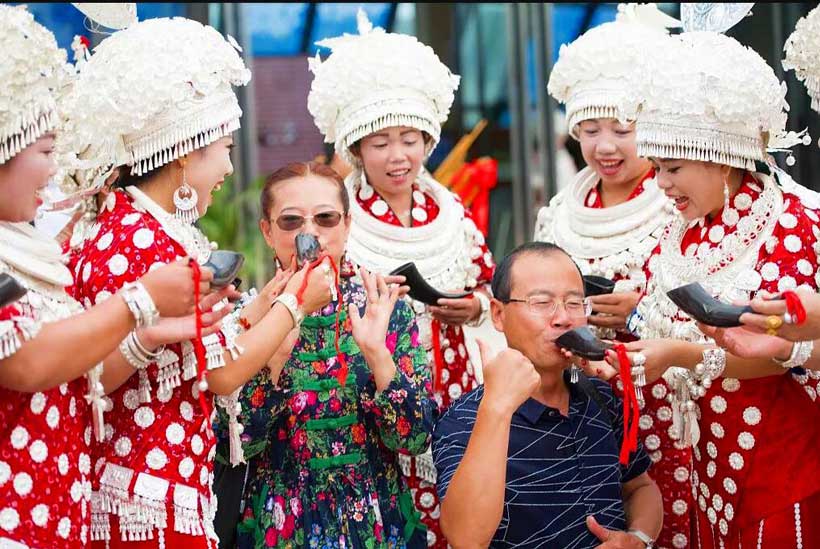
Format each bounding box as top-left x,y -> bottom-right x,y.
0,133 -> 57,222
356,126 -> 426,200
491,251 -> 588,372
651,158 -> 730,222
260,173 -> 351,268
577,118 -> 651,190
185,135 -> 234,217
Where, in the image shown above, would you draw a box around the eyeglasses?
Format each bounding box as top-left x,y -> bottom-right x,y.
274,211 -> 343,231
504,295 -> 591,319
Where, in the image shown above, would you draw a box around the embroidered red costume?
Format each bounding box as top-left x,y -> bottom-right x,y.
69,190 -> 234,549
635,173 -> 820,548
347,172 -> 495,548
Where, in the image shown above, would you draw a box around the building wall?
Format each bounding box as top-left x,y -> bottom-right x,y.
251,56 -> 326,177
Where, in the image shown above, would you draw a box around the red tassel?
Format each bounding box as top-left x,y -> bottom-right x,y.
431,319 -> 445,393
783,291 -> 807,325
295,255 -> 349,387
189,260 -> 213,439
614,344 -> 639,465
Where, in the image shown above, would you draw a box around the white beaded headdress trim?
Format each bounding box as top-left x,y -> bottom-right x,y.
126,90 -> 242,176
637,119 -> 765,171
549,3 -> 680,138
0,5 -> 69,165
58,16 -> 250,196
308,9 -> 459,166
634,31 -> 799,169
783,5 -> 820,113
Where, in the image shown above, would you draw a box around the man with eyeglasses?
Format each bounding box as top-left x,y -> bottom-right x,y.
433,242 -> 663,549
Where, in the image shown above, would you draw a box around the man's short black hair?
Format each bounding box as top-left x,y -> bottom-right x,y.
491,241 -> 580,302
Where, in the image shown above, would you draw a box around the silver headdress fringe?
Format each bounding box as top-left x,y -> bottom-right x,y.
637,121 -> 763,171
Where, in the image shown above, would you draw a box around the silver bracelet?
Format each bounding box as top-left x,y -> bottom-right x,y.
273,293 -> 303,328
687,348 -> 726,399
119,331 -> 161,370
120,282 -> 160,328
774,340 -> 814,369
466,292 -> 491,327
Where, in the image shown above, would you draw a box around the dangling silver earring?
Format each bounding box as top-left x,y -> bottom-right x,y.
722,179 -> 739,227
570,365 -> 580,384
173,167 -> 199,224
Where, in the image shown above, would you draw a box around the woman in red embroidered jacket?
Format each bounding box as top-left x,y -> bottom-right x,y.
605,31 -> 820,548
306,11 -> 495,547
62,17 -> 334,549
0,6 -> 216,548
532,7 -> 690,547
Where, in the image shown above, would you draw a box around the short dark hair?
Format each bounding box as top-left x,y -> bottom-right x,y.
491,241 -> 580,302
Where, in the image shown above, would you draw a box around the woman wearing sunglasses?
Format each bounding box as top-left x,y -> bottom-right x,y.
226,161 -> 433,549
62,18 -> 333,548
306,13 -> 495,546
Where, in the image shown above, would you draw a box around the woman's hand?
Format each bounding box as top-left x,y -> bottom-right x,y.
138,259 -> 213,318
587,291 -> 641,331
698,322 -> 793,361
740,288 -> 820,342
349,269 -> 401,355
603,338 -> 694,384
284,258 -> 333,315
430,295 -> 481,326
138,285 -> 235,350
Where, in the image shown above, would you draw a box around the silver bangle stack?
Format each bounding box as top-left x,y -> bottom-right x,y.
120,281 -> 160,327
119,331 -> 162,370
774,340 -> 814,369
687,348 -> 727,399
119,331 -> 163,403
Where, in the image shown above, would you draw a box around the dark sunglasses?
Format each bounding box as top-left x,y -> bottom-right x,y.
274,211 -> 343,231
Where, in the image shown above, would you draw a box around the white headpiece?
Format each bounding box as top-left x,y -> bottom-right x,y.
548,3 -> 680,138
0,5 -> 70,165
783,5 -> 820,113
307,9 -> 460,165
635,31 -> 799,171
58,16 -> 251,197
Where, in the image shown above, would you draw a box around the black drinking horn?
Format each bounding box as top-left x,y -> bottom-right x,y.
295,233 -> 321,266
666,282 -> 753,328
555,326 -> 613,361
0,273 -> 27,309
202,250 -> 245,289
388,262 -> 471,306
583,275 -> 616,297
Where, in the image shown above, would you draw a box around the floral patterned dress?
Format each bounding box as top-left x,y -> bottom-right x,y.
232,276 -> 434,549
348,173 -> 495,549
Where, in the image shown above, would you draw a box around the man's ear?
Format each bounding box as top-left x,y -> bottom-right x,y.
490,298 -> 505,332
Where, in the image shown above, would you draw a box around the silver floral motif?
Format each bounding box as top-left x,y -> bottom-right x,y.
10,426 -> 29,450
729,452 -> 745,470
742,406 -> 762,425
13,472 -> 32,496
31,504 -> 49,527
738,431 -> 756,450
146,448 -> 168,470
29,440 -> 48,463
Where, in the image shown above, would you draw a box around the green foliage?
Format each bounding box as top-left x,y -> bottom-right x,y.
199,175 -> 275,289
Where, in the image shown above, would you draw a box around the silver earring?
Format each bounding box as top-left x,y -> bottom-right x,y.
173,168 -> 199,224
569,365 -> 580,384
722,180 -> 739,227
